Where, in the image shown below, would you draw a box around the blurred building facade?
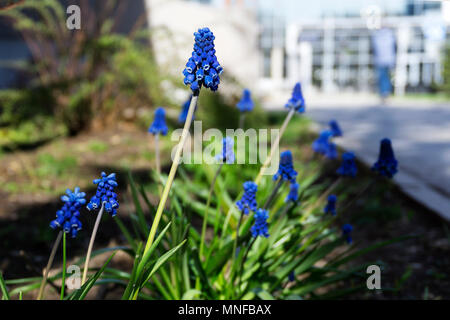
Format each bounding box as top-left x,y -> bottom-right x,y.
258,0 -> 450,96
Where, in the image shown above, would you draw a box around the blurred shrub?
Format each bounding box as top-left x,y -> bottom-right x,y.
197,89 -> 268,131
0,115 -> 67,150
0,0 -> 168,141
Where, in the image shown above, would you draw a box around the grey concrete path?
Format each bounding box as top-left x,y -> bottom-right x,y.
266,97 -> 450,221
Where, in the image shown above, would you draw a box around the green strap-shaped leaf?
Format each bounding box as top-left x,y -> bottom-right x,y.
139,240 -> 187,290
0,271 -> 10,300
69,252 -> 116,300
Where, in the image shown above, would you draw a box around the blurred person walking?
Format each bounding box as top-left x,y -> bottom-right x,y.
372,27 -> 396,104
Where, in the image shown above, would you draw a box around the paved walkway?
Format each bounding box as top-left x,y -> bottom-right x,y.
266,95 -> 450,221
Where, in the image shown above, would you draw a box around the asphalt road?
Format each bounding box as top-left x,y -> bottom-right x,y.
304,102 -> 450,221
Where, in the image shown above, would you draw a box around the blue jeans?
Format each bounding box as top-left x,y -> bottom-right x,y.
376,66 -> 392,98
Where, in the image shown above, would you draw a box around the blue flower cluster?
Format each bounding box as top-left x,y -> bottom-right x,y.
183,27 -> 223,93
236,89 -> 254,112
285,82 -> 305,113
341,223 -> 353,244
329,120 -> 342,137
251,209 -> 269,238
372,138 -> 398,178
273,150 -> 298,183
285,182 -> 299,203
148,107 -> 168,136
87,172 -> 119,217
324,194 -> 337,216
236,181 -> 258,215
337,152 -> 358,177
288,271 -> 295,282
216,137 -> 235,164
312,130 -> 337,159
50,187 -> 85,238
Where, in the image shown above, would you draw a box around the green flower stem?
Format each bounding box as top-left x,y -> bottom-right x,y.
255,108 -> 295,185
143,93 -> 197,253
301,177 -> 342,223
60,232 -> 66,300
237,236 -> 256,296
230,208 -> 246,289
154,133 -> 161,176
262,178 -> 284,209
219,109 -> 295,247
154,133 -> 162,196
339,178 -> 377,214
131,94 -> 198,300
271,201 -> 294,222
37,230 -> 63,300
239,113 -> 246,129
199,162 -> 224,259
82,202 -> 105,285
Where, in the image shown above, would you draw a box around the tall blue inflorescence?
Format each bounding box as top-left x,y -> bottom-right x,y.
341,223 -> 353,244
372,138 -> 398,178
216,136 -> 235,164
312,130 -> 337,159
329,120 -> 343,137
337,152 -> 358,177
236,89 -> 254,112
236,181 -> 258,215
251,209 -> 269,238
87,172 -> 119,217
288,271 -> 295,282
285,82 -> 305,113
324,194 -> 337,216
183,27 -> 223,94
50,187 -> 85,238
148,107 -> 168,136
325,142 -> 338,159
273,150 -> 298,183
285,182 -> 299,203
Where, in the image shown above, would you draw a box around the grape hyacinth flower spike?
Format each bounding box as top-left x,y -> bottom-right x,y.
87,172 -> 119,216
262,150 -> 297,209
236,89 -> 254,113
342,223 -> 353,244
288,271 -> 295,282
255,82 -> 305,184
183,27 -> 223,94
136,28 -> 222,299
286,182 -> 300,203
50,187 -> 85,238
312,130 -> 337,159
324,194 -> 337,216
372,138 -> 398,178
273,150 -> 298,183
329,119 -> 343,137
148,107 -> 168,181
285,82 -> 305,113
216,136 -> 235,164
233,181 -> 258,273
148,107 -> 168,136
38,187 -> 86,300
337,152 -> 358,177
83,172 -> 119,285
236,181 -> 258,215
237,88 -> 254,128
251,209 -> 270,238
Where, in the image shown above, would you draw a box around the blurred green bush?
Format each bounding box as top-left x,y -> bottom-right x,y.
0,0 -> 169,149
